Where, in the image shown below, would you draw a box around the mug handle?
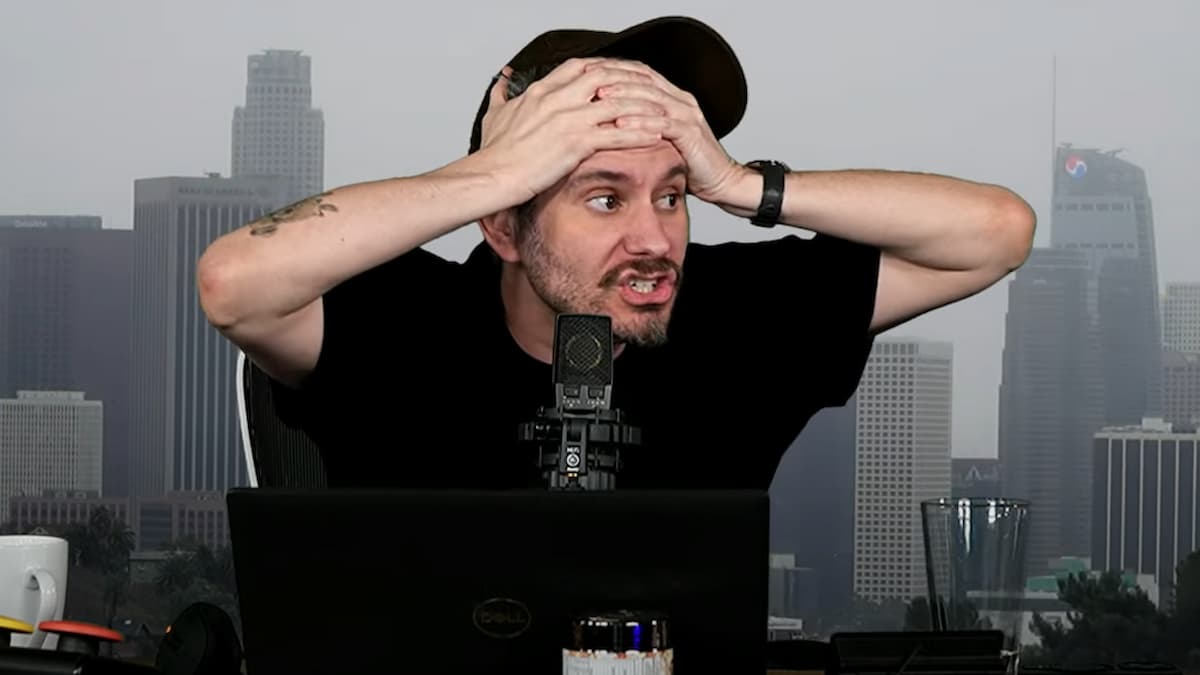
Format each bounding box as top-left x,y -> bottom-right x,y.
25,568 -> 58,650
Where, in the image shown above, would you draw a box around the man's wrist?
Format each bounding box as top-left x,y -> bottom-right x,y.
712,164 -> 762,218
449,147 -> 537,211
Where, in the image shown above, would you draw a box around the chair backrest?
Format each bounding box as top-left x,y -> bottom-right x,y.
236,351 -> 328,488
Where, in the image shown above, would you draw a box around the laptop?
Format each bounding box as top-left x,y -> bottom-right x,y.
226,488 -> 769,675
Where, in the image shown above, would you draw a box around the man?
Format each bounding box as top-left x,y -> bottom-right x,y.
197,17 -> 1035,490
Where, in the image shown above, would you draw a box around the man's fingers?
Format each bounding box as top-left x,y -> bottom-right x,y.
560,66 -> 655,105
591,59 -> 690,100
591,124 -> 665,151
488,66 -> 513,109
614,114 -> 673,135
580,97 -> 667,125
532,56 -> 610,90
596,81 -> 693,119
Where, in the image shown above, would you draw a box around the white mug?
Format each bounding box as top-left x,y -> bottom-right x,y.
0,535 -> 69,649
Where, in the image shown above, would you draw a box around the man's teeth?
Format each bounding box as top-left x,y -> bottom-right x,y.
628,279 -> 658,294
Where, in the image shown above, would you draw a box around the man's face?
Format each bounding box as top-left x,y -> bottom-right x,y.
516,141 -> 689,347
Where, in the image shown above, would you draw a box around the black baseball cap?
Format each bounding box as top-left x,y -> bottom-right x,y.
467,16 -> 748,153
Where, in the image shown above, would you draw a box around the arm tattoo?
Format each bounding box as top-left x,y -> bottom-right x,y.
248,191 -> 339,237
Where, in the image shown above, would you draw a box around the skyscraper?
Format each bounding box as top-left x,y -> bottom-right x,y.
1164,283 -> 1200,354
1161,284 -> 1200,428
0,391 -> 102,518
770,396 -> 857,619
129,174 -> 288,497
1050,145 -> 1162,425
1092,421 -> 1200,605
231,49 -> 324,205
853,338 -> 953,602
997,248 -> 1105,572
0,215 -> 134,496
951,458 -> 1000,498
1162,352 -> 1200,429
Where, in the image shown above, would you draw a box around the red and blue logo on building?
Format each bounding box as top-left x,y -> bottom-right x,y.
1065,155 -> 1088,179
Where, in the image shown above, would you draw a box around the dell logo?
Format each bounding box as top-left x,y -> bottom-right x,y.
472,597 -> 532,639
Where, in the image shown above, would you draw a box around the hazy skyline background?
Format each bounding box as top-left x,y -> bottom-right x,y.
3,0 -> 1197,458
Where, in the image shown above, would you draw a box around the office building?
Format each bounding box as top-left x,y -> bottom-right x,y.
0,215 -> 133,496
129,174 -> 288,497
231,49 -> 324,204
0,391 -> 102,517
1050,145 -> 1162,425
853,338 -> 953,602
1092,419 -> 1200,604
1163,351 -> 1200,428
998,247 -> 1104,572
770,397 -> 857,617
8,490 -> 229,552
952,458 -> 1000,498
1164,283 -> 1200,355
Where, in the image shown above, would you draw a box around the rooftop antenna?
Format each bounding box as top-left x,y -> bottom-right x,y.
1051,51 -> 1058,175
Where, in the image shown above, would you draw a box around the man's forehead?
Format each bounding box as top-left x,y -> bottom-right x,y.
569,145 -> 687,186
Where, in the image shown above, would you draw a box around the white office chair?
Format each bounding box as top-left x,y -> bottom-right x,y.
235,350 -> 327,488
236,350 -> 259,487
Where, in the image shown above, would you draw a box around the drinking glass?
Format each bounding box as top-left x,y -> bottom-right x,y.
921,497 -> 1030,673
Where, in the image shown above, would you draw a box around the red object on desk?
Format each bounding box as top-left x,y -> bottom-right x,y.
39,620 -> 124,643
39,620 -> 124,656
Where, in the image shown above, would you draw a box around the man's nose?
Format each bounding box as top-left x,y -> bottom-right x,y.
622,204 -> 672,257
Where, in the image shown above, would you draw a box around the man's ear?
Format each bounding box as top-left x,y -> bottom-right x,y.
478,209 -> 521,263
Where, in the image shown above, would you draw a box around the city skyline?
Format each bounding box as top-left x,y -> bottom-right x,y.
5,1 -> 1195,459
1,4 -> 1198,641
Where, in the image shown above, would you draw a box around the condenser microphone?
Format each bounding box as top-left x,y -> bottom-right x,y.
552,313 -> 615,412
518,314 -> 642,490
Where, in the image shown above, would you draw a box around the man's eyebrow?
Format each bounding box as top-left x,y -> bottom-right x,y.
568,169 -> 630,191
567,164 -> 688,192
661,163 -> 687,182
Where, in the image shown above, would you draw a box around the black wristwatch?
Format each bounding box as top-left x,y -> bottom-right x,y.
745,160 -> 790,228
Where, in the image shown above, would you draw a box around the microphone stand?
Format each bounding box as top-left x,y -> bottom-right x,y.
518,406 -> 642,490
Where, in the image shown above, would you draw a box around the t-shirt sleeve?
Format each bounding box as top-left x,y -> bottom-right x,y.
692,232 -> 880,409
300,246 -> 462,394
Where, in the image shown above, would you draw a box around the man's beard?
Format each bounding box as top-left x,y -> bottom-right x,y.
517,225 -> 679,347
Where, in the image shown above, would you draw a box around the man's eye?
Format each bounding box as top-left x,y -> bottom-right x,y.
658,194 -> 680,208
587,195 -> 620,212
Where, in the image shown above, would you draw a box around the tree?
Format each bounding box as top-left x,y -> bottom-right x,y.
904,596 -> 988,632
57,507 -> 135,629
1029,570 -> 1166,666
1164,551 -> 1200,667
905,596 -> 933,631
817,594 -> 907,635
152,542 -> 240,636
154,552 -> 197,596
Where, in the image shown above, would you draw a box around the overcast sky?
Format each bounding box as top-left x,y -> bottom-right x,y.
2,0 -> 1197,458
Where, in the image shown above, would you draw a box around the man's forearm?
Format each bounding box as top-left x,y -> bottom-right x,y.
197,152 -> 520,331
716,167 -> 1035,273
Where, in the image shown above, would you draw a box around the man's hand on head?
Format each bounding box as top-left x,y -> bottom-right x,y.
587,60 -> 747,206
472,57 -> 671,203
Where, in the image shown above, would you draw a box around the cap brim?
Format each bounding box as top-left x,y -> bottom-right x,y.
572,16 -> 747,141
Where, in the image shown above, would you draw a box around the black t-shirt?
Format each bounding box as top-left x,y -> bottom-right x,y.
288,232 -> 880,491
